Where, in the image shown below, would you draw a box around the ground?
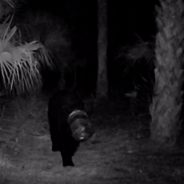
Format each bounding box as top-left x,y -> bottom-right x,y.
0,96 -> 184,184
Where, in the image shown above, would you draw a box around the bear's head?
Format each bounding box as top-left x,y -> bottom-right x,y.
68,110 -> 94,141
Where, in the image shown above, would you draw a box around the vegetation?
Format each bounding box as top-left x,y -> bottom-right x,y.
0,0 -> 51,94
0,0 -> 184,183
0,18 -> 51,94
3,0 -> 15,8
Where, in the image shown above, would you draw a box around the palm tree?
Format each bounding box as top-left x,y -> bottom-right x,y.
96,0 -> 108,99
150,0 -> 184,146
0,18 -> 51,94
0,0 -> 51,94
3,0 -> 14,7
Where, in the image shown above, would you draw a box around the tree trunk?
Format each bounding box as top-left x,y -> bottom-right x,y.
96,0 -> 108,99
150,0 -> 184,146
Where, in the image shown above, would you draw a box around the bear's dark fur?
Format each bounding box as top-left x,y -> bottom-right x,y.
48,89 -> 93,166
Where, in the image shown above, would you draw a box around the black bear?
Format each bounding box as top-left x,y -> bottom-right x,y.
48,89 -> 94,166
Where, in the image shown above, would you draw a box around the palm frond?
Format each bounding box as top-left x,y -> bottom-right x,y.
3,0 -> 15,8
0,19 -> 52,94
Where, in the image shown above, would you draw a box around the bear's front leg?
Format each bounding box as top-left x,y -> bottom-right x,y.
60,150 -> 74,166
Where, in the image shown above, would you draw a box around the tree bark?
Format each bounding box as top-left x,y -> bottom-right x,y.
96,0 -> 108,99
150,0 -> 184,147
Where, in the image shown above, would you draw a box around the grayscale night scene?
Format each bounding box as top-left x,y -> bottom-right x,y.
0,0 -> 184,183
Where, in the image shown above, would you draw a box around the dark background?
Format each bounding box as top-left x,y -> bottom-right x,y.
15,0 -> 157,96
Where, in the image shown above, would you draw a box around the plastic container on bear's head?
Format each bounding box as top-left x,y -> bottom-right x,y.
68,109 -> 94,142
67,110 -> 88,123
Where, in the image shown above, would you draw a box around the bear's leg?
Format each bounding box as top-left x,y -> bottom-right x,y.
60,150 -> 74,166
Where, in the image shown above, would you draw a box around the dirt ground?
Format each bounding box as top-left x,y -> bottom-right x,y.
0,96 -> 184,184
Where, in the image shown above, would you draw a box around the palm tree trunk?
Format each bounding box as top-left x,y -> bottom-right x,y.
96,0 -> 108,99
150,0 -> 184,146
